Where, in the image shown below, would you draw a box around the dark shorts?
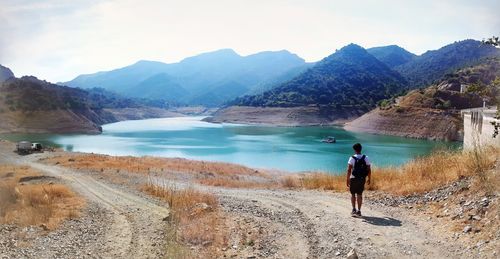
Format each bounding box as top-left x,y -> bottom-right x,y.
349,177 -> 365,195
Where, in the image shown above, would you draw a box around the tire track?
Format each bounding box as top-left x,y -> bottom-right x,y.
24,160 -> 169,258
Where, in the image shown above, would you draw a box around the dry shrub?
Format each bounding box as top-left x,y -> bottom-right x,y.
372,147 -> 498,195
301,173 -> 345,190
295,147 -> 498,195
142,180 -> 227,258
0,165 -> 84,229
280,175 -> 301,189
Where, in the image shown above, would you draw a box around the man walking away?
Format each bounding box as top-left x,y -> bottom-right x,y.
346,143 -> 371,217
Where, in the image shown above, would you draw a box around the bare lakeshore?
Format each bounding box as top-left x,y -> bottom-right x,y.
0,138 -> 498,259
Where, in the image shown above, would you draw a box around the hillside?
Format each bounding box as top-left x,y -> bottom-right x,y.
395,39 -> 500,87
345,59 -> 499,140
0,75 -> 181,134
0,64 -> 15,83
367,45 -> 416,68
65,49 -> 308,106
0,76 -> 108,133
232,44 -> 406,109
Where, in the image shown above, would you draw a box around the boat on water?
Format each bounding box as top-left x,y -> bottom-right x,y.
321,136 -> 336,143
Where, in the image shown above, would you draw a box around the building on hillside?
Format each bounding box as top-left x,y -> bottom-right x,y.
461,107 -> 499,149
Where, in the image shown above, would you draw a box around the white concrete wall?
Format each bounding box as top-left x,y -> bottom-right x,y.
462,108 -> 500,149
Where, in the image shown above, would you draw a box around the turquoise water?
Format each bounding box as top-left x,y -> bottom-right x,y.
1,117 -> 459,173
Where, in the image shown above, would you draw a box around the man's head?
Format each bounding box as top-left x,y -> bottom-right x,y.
353,143 -> 362,154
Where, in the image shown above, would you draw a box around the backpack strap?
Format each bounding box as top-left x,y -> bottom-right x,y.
352,155 -> 358,161
360,155 -> 366,161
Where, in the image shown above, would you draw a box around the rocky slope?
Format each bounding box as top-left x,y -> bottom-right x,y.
204,106 -> 364,126
344,107 -> 462,140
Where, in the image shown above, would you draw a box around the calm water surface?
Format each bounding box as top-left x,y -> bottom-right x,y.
1,117 -> 459,173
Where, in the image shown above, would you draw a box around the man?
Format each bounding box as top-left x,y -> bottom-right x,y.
346,143 -> 371,217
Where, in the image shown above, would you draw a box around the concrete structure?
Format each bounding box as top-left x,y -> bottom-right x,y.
461,107 -> 499,149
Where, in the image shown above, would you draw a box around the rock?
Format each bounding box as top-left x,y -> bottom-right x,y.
335,251 -> 341,256
40,224 -> 49,231
472,215 -> 481,221
347,248 -> 358,259
463,225 -> 472,233
195,202 -> 213,212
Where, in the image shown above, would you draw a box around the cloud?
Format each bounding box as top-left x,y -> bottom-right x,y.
0,0 -> 498,82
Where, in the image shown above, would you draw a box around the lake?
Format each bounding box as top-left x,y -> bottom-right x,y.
1,117 -> 459,173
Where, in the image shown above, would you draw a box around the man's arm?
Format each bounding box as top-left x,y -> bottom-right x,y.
346,164 -> 352,187
366,165 -> 371,185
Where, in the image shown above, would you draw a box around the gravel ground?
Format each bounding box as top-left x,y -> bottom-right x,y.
0,202 -> 108,259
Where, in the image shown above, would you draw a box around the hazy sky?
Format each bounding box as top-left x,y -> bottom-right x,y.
1,0 -> 499,82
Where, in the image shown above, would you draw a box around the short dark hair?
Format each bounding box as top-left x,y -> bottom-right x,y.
353,143 -> 362,153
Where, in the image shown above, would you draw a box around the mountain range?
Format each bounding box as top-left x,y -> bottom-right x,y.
64,39 -> 499,109
233,44 -> 406,110
234,39 -> 499,109
65,49 -> 310,106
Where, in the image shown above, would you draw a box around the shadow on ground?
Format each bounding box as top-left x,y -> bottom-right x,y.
362,216 -> 402,226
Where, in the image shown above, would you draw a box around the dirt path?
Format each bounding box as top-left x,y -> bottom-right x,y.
216,188 -> 463,258
5,150 -> 170,259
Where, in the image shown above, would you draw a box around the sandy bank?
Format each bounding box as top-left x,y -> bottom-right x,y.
204,106 -> 363,126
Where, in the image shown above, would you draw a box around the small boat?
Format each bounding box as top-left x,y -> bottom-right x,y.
321,136 -> 336,143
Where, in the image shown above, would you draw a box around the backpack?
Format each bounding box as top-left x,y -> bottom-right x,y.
352,155 -> 368,178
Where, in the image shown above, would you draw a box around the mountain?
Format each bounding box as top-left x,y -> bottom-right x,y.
66,60 -> 170,93
367,45 -> 416,68
233,44 -> 406,110
394,39 -> 500,87
345,58 -> 499,141
65,49 -> 308,106
127,73 -> 189,104
0,65 -> 15,83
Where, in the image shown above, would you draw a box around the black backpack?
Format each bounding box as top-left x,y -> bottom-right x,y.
352,155 -> 368,178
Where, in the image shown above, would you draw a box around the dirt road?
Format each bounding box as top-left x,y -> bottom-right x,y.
0,143 -> 169,259
217,188 -> 464,258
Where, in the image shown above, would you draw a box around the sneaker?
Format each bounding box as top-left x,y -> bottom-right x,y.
351,208 -> 357,216
356,210 -> 362,217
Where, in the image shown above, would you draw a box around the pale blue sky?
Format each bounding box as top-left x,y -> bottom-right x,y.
1,0 -> 499,82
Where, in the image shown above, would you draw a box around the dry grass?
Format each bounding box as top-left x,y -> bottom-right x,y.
44,154 -> 264,177
198,177 -> 276,189
142,179 -> 228,258
0,165 -> 84,229
284,147 -> 499,195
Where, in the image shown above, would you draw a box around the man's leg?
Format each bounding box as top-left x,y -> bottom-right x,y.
356,194 -> 363,211
351,194 -> 356,209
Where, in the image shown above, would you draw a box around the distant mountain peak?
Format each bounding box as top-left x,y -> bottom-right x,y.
0,64 -> 15,83
338,43 -> 366,52
367,45 -> 416,68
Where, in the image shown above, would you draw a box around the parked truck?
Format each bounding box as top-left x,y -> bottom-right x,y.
16,141 -> 32,154
16,141 -> 43,155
